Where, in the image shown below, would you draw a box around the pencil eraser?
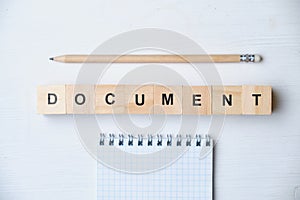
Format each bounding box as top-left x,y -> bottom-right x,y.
254,55 -> 262,62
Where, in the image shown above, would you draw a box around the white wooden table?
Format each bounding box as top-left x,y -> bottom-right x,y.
0,0 -> 299,199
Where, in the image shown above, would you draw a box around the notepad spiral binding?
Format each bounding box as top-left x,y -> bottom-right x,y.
99,133 -> 212,147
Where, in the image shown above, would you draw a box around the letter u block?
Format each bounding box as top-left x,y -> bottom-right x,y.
154,85 -> 182,114
95,85 -> 125,114
124,85 -> 154,114
37,85 -> 66,114
66,85 -> 95,114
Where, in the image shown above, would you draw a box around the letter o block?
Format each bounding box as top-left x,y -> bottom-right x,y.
66,85 -> 95,114
37,85 -> 66,114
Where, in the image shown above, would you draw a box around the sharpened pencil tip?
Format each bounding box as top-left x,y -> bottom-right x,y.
49,57 -> 54,61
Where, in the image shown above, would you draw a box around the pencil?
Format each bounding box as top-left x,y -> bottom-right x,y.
49,54 -> 262,63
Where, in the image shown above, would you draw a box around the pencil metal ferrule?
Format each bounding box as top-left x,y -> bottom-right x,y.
240,54 -> 255,62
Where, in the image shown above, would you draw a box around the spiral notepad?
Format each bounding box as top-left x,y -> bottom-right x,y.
97,134 -> 213,200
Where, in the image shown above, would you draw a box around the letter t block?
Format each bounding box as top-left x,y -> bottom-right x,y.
242,85 -> 272,115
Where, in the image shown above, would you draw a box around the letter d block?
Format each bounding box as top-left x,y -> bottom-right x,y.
37,85 -> 66,114
242,86 -> 272,115
66,85 -> 95,114
154,85 -> 182,114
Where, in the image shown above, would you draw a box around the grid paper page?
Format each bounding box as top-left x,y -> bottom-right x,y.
97,137 -> 213,200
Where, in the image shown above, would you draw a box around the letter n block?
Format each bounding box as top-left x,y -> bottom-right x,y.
242,86 -> 272,115
182,86 -> 211,115
212,86 -> 242,115
37,85 -> 66,114
66,85 -> 95,114
154,85 -> 182,114
124,85 -> 154,114
95,85 -> 125,114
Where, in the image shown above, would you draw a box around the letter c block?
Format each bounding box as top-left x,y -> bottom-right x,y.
95,85 -> 125,114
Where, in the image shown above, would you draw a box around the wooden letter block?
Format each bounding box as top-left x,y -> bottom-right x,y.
37,84 -> 273,115
95,85 -> 125,114
242,85 -> 272,115
154,85 -> 182,114
182,86 -> 211,115
212,86 -> 242,115
124,85 -> 154,114
66,85 -> 95,114
37,85 -> 66,114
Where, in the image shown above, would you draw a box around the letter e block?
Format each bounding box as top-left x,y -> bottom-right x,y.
182,86 -> 211,115
242,85 -> 272,115
37,85 -> 66,114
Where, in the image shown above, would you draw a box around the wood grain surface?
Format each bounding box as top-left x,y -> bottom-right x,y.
0,0 -> 300,200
